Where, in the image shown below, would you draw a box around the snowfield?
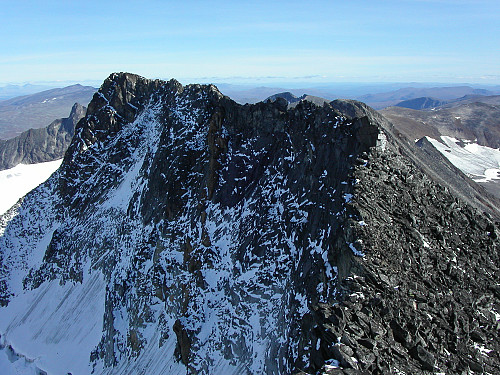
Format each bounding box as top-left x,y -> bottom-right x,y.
0,160 -> 62,215
0,271 -> 106,375
426,136 -> 500,183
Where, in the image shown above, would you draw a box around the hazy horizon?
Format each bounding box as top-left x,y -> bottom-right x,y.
2,77 -> 500,90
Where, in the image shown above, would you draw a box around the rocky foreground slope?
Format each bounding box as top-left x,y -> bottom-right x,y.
0,73 -> 498,374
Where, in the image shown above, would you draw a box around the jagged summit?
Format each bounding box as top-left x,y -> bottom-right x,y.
266,91 -> 301,103
0,73 -> 498,374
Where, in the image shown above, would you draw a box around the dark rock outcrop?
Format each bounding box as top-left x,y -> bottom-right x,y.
0,103 -> 86,170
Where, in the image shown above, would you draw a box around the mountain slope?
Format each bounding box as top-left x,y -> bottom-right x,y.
0,103 -> 85,170
394,97 -> 447,110
380,102 -> 500,149
0,73 -> 498,375
379,101 -> 500,200
0,84 -> 95,139
393,94 -> 500,111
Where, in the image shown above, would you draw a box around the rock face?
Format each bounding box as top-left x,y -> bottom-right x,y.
0,73 -> 498,375
0,103 -> 86,170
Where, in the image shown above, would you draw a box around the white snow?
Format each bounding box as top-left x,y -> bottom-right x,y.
343,193 -> 353,203
348,241 -> 365,257
324,359 -> 340,370
426,136 -> 500,183
0,346 -> 41,375
0,159 -> 62,215
474,342 -> 492,356
0,271 -> 106,375
492,309 -> 500,322
41,97 -> 58,103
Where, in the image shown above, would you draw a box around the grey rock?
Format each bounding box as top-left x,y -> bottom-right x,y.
332,344 -> 358,370
409,345 -> 435,371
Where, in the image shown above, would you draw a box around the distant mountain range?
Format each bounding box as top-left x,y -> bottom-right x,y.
394,94 -> 500,110
216,83 -> 500,110
357,86 -> 498,109
0,84 -> 96,139
0,84 -> 55,101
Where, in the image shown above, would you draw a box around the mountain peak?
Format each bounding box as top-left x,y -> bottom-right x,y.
265,91 -> 300,103
0,73 -> 498,375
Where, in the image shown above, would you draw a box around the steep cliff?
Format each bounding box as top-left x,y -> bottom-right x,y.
0,73 -> 498,375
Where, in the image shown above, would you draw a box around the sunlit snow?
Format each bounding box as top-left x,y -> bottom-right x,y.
426,136 -> 500,183
0,160 -> 62,215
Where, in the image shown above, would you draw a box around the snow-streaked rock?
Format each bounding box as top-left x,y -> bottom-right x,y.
0,73 -> 373,374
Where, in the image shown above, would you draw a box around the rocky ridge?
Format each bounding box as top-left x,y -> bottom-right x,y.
310,143 -> 500,374
0,73 -> 498,374
0,103 -> 86,170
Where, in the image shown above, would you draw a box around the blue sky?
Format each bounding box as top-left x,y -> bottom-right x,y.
1,0 -> 499,85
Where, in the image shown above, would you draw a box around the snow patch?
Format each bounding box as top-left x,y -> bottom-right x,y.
426,136 -> 500,183
0,159 -> 62,215
348,242 -> 364,257
474,342 -> 492,356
